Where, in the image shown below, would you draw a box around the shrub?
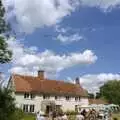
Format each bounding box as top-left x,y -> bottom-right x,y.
65,110 -> 78,115
113,118 -> 118,120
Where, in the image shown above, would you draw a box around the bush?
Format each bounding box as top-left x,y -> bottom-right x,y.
113,118 -> 118,120
65,110 -> 78,115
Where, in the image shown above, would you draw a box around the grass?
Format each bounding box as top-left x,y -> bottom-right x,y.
23,114 -> 35,120
112,113 -> 120,120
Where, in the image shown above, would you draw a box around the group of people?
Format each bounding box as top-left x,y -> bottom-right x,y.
36,109 -> 87,120
36,112 -> 68,120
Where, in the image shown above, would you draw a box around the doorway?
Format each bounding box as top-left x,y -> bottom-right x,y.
46,105 -> 52,114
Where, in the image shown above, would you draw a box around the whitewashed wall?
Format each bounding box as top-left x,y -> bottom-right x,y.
15,93 -> 89,113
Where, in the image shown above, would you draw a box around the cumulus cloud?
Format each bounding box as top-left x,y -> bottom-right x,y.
3,0 -> 120,33
80,0 -> 120,11
3,0 -> 79,33
56,33 -> 85,43
7,38 -> 97,78
79,73 -> 120,93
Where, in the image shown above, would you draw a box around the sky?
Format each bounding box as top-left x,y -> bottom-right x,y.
2,0 -> 120,93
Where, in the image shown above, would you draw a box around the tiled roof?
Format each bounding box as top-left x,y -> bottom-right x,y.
11,74 -> 88,97
89,99 -> 108,105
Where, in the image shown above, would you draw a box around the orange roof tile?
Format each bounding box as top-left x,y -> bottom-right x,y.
11,74 -> 88,97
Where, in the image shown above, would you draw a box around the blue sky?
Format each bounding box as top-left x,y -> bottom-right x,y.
2,0 -> 120,93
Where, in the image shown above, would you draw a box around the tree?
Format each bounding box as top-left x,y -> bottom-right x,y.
0,36 -> 12,63
100,80 -> 120,105
96,92 -> 101,99
0,0 -> 12,63
0,88 -> 15,120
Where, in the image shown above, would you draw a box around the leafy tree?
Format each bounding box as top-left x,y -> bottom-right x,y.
100,80 -> 120,105
0,0 -> 12,64
96,92 -> 101,99
0,36 -> 12,63
0,88 -> 15,120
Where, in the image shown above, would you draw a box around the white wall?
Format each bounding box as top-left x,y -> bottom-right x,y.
15,93 -> 89,113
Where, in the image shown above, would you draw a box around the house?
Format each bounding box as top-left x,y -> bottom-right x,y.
8,70 -> 89,113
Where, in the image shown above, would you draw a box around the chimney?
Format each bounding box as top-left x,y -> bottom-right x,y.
75,77 -> 80,85
38,70 -> 44,80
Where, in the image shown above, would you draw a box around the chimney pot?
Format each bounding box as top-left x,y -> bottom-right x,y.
38,70 -> 44,80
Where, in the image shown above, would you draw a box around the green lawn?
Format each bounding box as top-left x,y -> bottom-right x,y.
23,114 -> 35,120
112,113 -> 120,120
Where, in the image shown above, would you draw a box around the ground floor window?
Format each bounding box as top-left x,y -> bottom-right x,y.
30,105 -> 35,112
23,104 -> 29,112
23,104 -> 35,113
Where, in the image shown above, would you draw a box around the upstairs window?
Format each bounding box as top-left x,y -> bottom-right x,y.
66,96 -> 70,101
43,95 -> 50,99
55,96 -> 58,100
75,96 -> 81,101
24,93 -> 29,99
55,96 -> 61,100
30,94 -> 35,99
24,93 -> 35,99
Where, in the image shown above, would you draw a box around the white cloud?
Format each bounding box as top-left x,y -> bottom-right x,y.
80,0 -> 120,11
3,0 -> 79,33
79,73 -> 120,93
7,38 -> 97,78
3,0 -> 120,33
56,33 -> 84,43
55,25 -> 69,33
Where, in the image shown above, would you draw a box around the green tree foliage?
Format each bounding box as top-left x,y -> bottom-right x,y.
0,0 -> 12,64
0,88 -> 24,120
100,80 -> 120,105
0,36 -> 12,63
96,92 -> 101,99
0,88 -> 15,120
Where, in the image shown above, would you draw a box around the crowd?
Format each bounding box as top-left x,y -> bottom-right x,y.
36,109 -> 86,120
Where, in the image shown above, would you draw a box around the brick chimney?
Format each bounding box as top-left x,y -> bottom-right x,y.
38,70 -> 44,80
75,77 -> 80,85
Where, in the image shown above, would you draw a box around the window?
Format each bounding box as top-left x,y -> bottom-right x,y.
75,96 -> 81,101
23,104 -> 29,112
29,105 -> 35,112
30,94 -> 35,99
24,93 -> 29,98
66,96 -> 70,100
75,97 -> 78,101
55,96 -> 58,100
24,93 -> 35,99
43,95 -> 50,99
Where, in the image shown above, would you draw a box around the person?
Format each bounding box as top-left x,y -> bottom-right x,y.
76,112 -> 84,120
36,112 -> 40,120
39,114 -> 46,120
61,113 -> 68,120
36,111 -> 46,120
81,109 -> 87,117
